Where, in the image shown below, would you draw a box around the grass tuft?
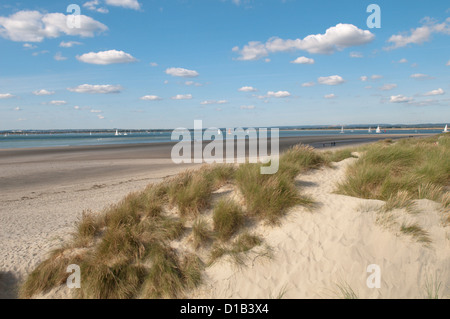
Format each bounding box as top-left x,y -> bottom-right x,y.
213,199 -> 245,241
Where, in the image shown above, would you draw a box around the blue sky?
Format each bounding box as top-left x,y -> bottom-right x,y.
0,0 -> 449,129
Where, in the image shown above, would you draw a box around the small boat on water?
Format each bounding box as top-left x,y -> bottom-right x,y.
218,129 -> 222,135
444,125 -> 448,133
368,127 -> 372,133
340,126 -> 345,134
115,129 -> 120,136
376,126 -> 381,134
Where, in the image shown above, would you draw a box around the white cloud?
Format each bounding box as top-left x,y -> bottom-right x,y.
77,50 -> 137,65
74,106 -> 80,110
33,89 -> 55,96
0,93 -> 14,99
380,83 -> 398,91
60,41 -> 82,48
90,109 -> 102,113
23,43 -> 36,49
266,91 -> 291,98
0,10 -> 108,42
291,56 -> 315,64
398,58 -> 408,63
49,100 -> 67,106
172,94 -> 193,100
105,0 -> 141,10
350,51 -> 363,58
410,73 -> 430,79
14,107 -> 21,111
54,52 -> 67,61
68,84 -> 123,94
185,81 -> 203,87
360,76 -> 368,82
200,100 -> 228,105
301,82 -> 315,87
240,105 -> 255,110
150,62 -> 158,67
97,115 -> 105,119
424,88 -> 444,96
318,75 -> 345,85
233,23 -> 374,60
385,18 -> 450,50
165,67 -> 199,78
390,95 -> 413,103
447,60 -> 450,66
371,74 -> 383,80
140,95 -> 162,101
238,86 -> 257,92
324,94 -> 336,99
83,1 -> 109,13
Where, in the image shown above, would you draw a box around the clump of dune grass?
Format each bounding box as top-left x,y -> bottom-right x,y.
424,273 -> 443,299
209,232 -> 264,266
192,218 -> 214,248
400,222 -> 432,245
73,211 -> 104,247
236,163 -> 313,224
19,248 -> 86,299
382,190 -> 413,212
167,171 -> 213,217
279,145 -> 328,179
213,199 -> 245,241
324,148 -> 357,163
201,164 -> 236,189
335,281 -> 359,299
337,134 -> 450,207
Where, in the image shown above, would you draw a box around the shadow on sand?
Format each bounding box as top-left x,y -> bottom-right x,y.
0,271 -> 20,299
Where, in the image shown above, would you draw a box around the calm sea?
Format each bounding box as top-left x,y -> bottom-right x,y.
0,129 -> 442,150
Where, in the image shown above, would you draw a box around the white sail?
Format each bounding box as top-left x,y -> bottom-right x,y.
218,129 -> 221,135
115,129 -> 119,136
340,126 -> 344,134
368,127 -> 372,133
376,126 -> 381,134
444,125 -> 448,133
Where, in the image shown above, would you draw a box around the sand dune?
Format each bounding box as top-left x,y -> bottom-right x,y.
191,156 -> 450,299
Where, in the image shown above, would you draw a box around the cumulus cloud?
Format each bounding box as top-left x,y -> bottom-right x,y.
105,0 -> 141,10
140,95 -> 162,101
200,100 -> 228,105
150,62 -> 158,67
291,56 -> 315,64
240,105 -> 255,110
371,75 -> 383,80
68,84 -> 123,94
0,10 -> 108,42
301,82 -> 315,87
398,58 -> 408,63
264,91 -> 291,98
390,95 -> 413,103
90,109 -> 102,113
424,88 -> 445,96
380,83 -> 398,91
0,93 -> 15,99
60,41 -> 82,48
33,89 -> 55,96
165,67 -> 199,78
410,73 -> 430,79
49,100 -> 67,106
83,1 -> 109,13
360,76 -> 368,82
185,81 -> 203,87
233,23 -> 374,60
23,43 -> 36,49
318,75 -> 345,85
385,17 -> 450,50
324,94 -> 336,99
54,52 -> 68,61
350,51 -> 363,58
172,94 -> 193,100
238,86 -> 258,92
77,50 -> 137,65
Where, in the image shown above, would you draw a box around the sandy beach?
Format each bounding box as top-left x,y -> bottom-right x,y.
0,134 -> 441,299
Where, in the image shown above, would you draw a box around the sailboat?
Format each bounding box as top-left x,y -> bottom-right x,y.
115,129 -> 119,136
376,126 -> 381,134
217,129 -> 222,135
340,126 -> 345,134
368,127 -> 372,133
444,125 -> 448,133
